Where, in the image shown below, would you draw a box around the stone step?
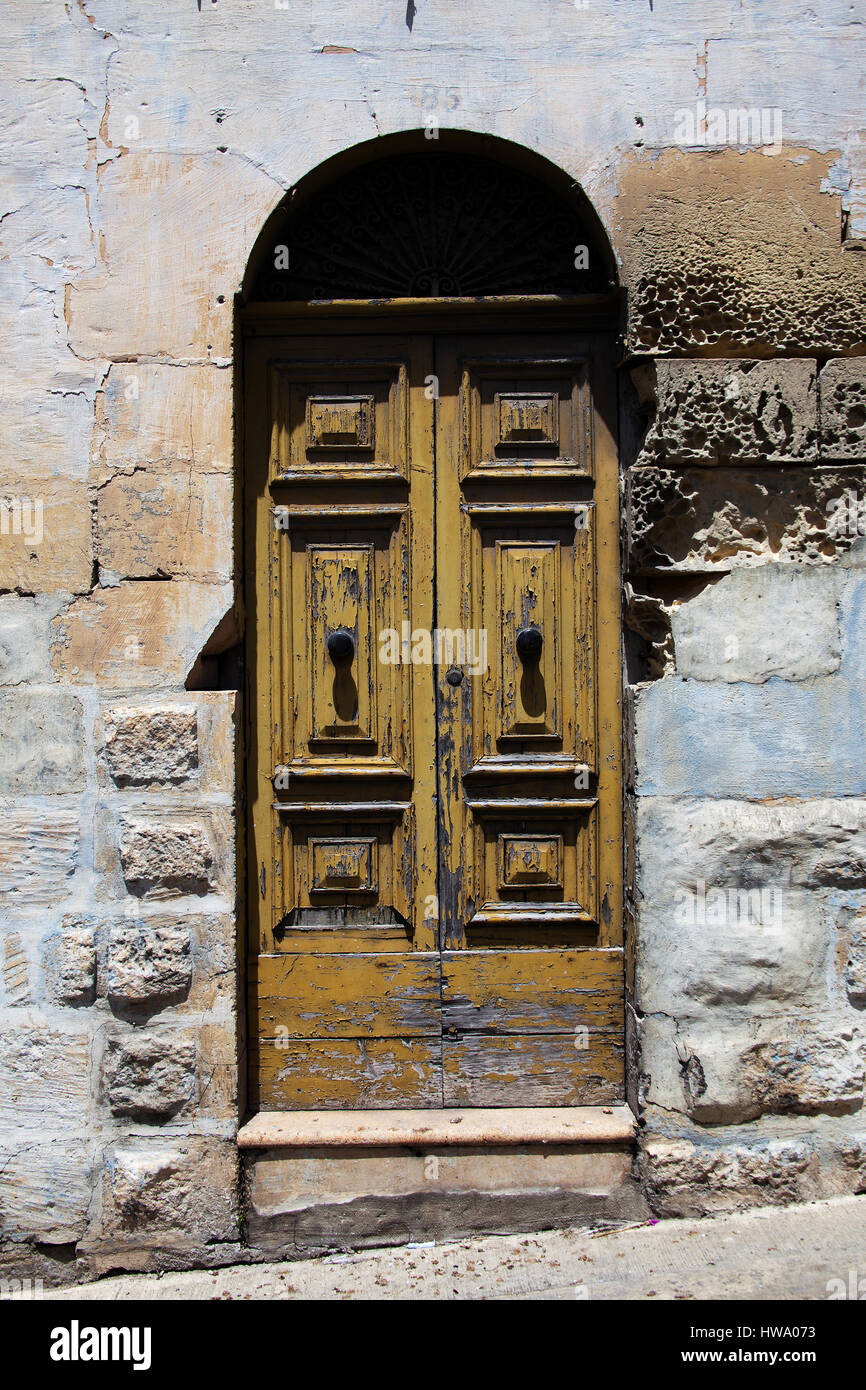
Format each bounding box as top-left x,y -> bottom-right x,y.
241,1106 -> 646,1258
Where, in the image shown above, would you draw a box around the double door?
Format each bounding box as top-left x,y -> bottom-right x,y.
245,325 -> 623,1109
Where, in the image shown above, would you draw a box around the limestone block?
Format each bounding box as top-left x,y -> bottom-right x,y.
820,359 -> 866,460
43,917 -> 97,1007
100,1141 -> 238,1243
0,690 -> 85,793
101,363 -> 232,476
104,1032 -> 197,1120
640,1136 -> 813,1217
671,565 -> 840,682
0,1142 -> 92,1243
634,798 -> 866,1018
103,705 -> 199,788
118,819 -> 215,899
0,595 -> 64,685
635,571 -> 866,797
0,475 -> 93,594
627,464 -> 866,573
196,693 -> 238,795
667,1020 -> 864,1123
0,809 -> 78,910
0,1028 -> 91,1135
68,153 -> 270,360
106,923 -> 192,1007
97,469 -> 232,583
634,359 -> 818,465
2,932 -> 29,1006
49,580 -> 234,687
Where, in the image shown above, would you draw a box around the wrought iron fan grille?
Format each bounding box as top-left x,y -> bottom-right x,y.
249,152 -> 609,301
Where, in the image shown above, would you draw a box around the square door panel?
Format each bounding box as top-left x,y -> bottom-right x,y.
275,807 -> 413,925
459,357 -> 591,480
310,836 -> 378,896
469,806 -> 598,931
269,359 -> 409,482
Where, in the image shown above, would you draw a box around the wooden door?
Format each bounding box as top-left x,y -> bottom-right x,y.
435,333 -> 624,1105
245,324 -> 623,1111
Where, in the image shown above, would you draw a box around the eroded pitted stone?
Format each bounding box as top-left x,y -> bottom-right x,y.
632,359 -> 818,466
626,464 -> 866,573
118,819 -> 215,898
106,922 -> 192,1007
104,1032 -> 197,1120
104,705 -> 199,787
43,916 -> 97,1006
820,359 -> 866,460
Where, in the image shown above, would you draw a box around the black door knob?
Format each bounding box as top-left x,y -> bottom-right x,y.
327,627 -> 355,662
515,624 -> 543,661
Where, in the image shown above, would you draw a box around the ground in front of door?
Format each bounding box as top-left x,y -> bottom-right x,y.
45,1194 -> 866,1301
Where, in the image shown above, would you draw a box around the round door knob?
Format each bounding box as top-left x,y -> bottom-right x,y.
515,624 -> 543,661
326,628 -> 355,662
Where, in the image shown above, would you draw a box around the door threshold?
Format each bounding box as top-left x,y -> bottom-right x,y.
237,1105 -> 636,1149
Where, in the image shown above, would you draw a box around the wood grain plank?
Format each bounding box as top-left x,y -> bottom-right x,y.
442,948 -> 623,1034
443,1032 -> 623,1107
257,1038 -> 442,1109
257,952 -> 441,1037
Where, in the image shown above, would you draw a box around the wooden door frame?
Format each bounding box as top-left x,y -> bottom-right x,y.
238,294 -> 624,1119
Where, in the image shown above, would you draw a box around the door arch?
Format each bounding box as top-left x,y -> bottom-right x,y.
240,133 -> 624,1112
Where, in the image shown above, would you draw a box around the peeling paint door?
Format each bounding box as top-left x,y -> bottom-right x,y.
245,325 -> 623,1110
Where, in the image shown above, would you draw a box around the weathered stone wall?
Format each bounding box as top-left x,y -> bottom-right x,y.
1,0 -> 865,1273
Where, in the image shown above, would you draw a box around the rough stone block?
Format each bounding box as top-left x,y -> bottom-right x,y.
103,705 -> 199,788
0,690 -> 85,793
104,1032 -> 197,1120
50,580 -> 234,687
0,1142 -> 92,1243
843,912 -> 866,1004
672,1022 -> 865,1124
100,1141 -> 238,1243
640,1137 -> 813,1218
97,469 -> 232,583
106,923 -> 192,1007
43,917 -> 97,1006
2,932 -> 29,1006
0,475 -> 93,594
627,464 -> 866,573
118,820 -> 215,899
671,565 -> 840,682
820,359 -> 866,459
634,359 -> 818,465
